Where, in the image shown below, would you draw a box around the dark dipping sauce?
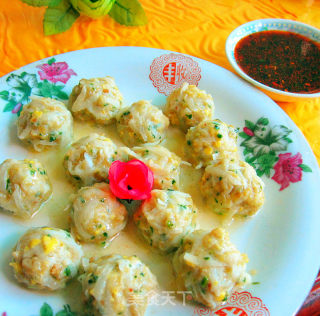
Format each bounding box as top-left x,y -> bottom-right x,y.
234,30 -> 320,93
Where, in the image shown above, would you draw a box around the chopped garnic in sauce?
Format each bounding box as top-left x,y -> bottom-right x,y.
234,30 -> 320,93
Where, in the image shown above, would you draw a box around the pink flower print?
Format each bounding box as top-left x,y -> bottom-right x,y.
11,103 -> 22,114
37,62 -> 76,84
272,152 -> 303,191
2,312 -> 7,316
243,127 -> 254,136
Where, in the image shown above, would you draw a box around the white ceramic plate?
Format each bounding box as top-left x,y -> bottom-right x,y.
0,47 -> 320,316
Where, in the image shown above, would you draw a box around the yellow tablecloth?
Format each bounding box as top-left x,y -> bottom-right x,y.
1,0 -> 319,165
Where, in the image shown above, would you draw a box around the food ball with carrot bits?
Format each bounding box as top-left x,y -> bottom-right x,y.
116,100 -> 169,147
134,189 -> 197,253
70,183 -> 127,245
17,96 -> 73,152
164,82 -> 215,132
69,76 -> 124,125
0,159 -> 52,218
79,254 -> 158,316
185,119 -> 239,169
64,133 -> 118,186
172,228 -> 251,309
10,227 -> 83,290
200,157 -> 265,219
132,145 -> 181,190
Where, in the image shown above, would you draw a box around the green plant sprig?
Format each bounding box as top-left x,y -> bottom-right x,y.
21,0 -> 148,36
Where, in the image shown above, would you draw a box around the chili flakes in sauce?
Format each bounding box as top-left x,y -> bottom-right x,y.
235,30 -> 320,93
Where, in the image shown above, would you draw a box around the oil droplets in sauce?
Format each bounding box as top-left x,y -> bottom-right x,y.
235,30 -> 320,93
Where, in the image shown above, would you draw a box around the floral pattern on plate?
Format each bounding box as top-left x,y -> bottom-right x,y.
1,303 -> 80,316
0,58 -> 76,115
239,117 -> 312,190
38,303 -> 78,316
193,291 -> 270,315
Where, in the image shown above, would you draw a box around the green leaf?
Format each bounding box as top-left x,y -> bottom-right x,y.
3,100 -> 17,112
245,156 -> 256,164
52,85 -> 68,99
257,117 -> 269,126
43,0 -> 80,36
21,73 -> 38,89
40,303 -> 54,316
0,90 -> 9,101
55,304 -> 78,316
245,120 -> 255,130
240,139 -> 248,147
256,169 -> 264,177
6,74 -> 25,88
49,0 -> 62,6
240,142 -> 253,152
21,0 -> 61,6
257,153 -> 277,166
239,131 -> 251,139
243,148 -> 250,156
256,153 -> 278,178
284,137 -> 293,143
70,0 -> 115,18
109,0 -> 147,26
280,125 -> 292,134
38,80 -> 54,98
47,57 -> 56,65
56,90 -> 68,99
5,73 -> 35,103
21,0 -> 51,6
264,167 -> 271,177
299,164 -> 312,172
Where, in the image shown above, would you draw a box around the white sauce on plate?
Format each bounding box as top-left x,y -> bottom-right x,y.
20,119 -> 238,306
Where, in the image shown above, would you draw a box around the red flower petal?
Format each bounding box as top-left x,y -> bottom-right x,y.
272,152 -> 304,191
109,160 -> 154,200
37,62 -> 76,84
243,127 -> 254,136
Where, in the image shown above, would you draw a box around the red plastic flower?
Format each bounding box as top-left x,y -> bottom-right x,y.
37,62 -> 76,84
109,160 -> 154,200
272,152 -> 303,191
